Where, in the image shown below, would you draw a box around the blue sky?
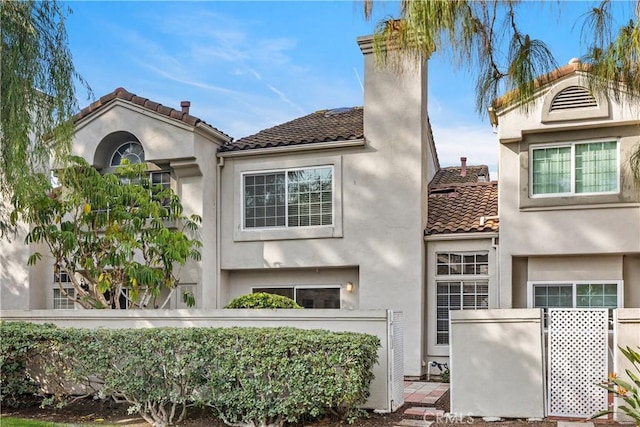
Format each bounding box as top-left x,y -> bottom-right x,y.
63,1 -> 633,178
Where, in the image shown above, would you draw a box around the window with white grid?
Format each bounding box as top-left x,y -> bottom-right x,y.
243,166 -> 333,229
530,282 -> 621,327
53,288 -> 75,309
150,170 -> 171,207
437,252 -> 489,275
531,140 -> 618,196
436,281 -> 488,345
435,251 -> 489,345
53,268 -> 75,309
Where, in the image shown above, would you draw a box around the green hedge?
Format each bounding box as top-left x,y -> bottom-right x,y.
224,292 -> 302,309
0,322 -> 380,427
0,322 -> 57,407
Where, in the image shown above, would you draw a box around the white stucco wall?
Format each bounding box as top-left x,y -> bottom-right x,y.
450,309 -> 546,418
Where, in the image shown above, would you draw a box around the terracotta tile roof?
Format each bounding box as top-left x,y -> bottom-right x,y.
74,87 -> 231,139
427,182 -> 499,235
219,107 -> 364,152
430,165 -> 490,185
492,61 -> 590,109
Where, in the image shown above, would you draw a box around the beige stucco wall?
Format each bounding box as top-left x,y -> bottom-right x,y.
623,256 -> 640,307
450,309 -> 546,418
497,72 -> 640,308
223,267 -> 359,309
615,308 -> 640,422
528,255 -> 623,282
496,73 -> 639,144
218,37 -> 430,376
0,219 -> 30,309
424,236 -> 498,365
0,309 -> 399,412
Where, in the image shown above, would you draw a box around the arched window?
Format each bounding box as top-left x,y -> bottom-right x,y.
110,141 -> 145,167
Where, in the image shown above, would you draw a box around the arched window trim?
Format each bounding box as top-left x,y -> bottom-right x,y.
110,141 -> 145,167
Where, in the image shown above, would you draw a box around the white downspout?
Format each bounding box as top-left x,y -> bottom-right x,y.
216,155 -> 224,308
492,235 -> 500,308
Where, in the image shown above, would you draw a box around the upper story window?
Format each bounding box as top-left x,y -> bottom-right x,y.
243,166 -> 333,229
111,141 -> 145,166
531,140 -> 618,197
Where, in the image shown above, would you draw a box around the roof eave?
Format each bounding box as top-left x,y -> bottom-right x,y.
218,138 -> 366,158
424,231 -> 499,241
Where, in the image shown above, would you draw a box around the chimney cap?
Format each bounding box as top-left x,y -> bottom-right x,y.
180,101 -> 191,114
460,157 -> 467,177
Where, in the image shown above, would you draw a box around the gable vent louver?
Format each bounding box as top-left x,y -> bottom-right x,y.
550,86 -> 598,111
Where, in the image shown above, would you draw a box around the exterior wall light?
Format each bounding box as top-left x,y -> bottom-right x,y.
345,282 -> 354,293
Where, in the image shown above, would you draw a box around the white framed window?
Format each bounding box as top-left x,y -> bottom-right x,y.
242,166 -> 333,229
436,281 -> 488,345
252,285 -> 341,309
53,288 -> 76,309
435,251 -> 489,345
111,141 -> 145,166
149,170 -> 172,207
437,252 -> 488,275
53,268 -> 75,309
528,281 -> 623,326
530,140 -> 618,197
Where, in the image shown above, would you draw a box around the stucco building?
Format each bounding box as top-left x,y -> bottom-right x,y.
491,59 -> 640,315
5,37 -> 639,381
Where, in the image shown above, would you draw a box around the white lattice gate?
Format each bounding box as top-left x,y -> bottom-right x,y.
547,309 -> 609,417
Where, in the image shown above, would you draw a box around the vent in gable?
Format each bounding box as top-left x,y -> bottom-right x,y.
550,86 -> 598,111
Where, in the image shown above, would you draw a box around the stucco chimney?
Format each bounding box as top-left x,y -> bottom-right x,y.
460,157 -> 467,177
180,101 -> 191,114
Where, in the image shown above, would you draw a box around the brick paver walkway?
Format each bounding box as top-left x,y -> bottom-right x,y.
403,381 -> 449,405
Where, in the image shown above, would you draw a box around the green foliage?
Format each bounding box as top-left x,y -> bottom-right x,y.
0,0 -> 91,235
0,322 -> 380,427
13,156 -> 202,310
0,322 -> 56,407
364,1 -> 639,115
0,417 -> 99,427
224,292 -> 303,309
594,346 -> 640,424
441,368 -> 450,383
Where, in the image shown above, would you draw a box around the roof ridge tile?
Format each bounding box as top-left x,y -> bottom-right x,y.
73,87 -> 231,139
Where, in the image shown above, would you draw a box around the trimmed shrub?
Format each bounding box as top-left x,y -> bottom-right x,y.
224,292 -> 302,309
0,323 -> 380,427
0,322 -> 54,407
197,328 -> 379,426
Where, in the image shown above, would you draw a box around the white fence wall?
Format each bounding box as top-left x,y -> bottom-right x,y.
451,308 -> 640,420
0,309 -> 401,412
450,309 -> 546,418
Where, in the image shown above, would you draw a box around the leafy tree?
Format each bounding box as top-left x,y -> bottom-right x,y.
1,0 -> 90,236
363,0 -> 639,114
13,156 -> 202,309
